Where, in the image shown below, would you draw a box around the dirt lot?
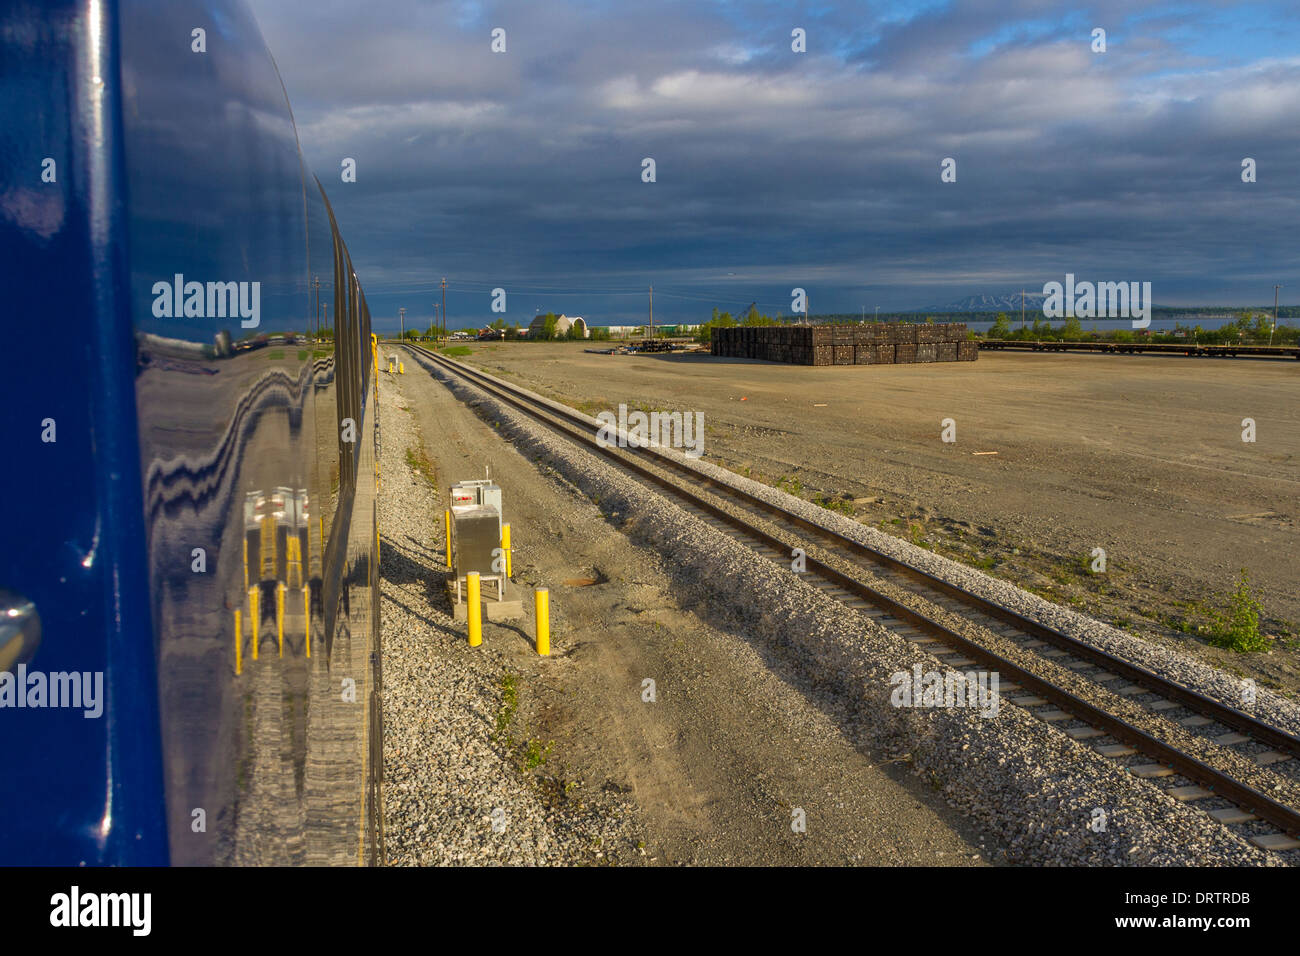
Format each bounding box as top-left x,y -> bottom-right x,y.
382,346 -> 993,865
452,342 -> 1300,696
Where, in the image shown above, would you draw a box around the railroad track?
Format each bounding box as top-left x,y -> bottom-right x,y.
403,343 -> 1300,855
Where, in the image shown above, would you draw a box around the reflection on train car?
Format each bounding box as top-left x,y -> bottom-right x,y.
0,0 -> 383,865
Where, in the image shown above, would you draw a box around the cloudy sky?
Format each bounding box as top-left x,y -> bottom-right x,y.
251,0 -> 1300,331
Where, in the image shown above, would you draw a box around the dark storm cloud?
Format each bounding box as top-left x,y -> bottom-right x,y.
251,0 -> 1300,328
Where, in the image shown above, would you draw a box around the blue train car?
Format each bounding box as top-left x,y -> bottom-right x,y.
0,0 -> 382,865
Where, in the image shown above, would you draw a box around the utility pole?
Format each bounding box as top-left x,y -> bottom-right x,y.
875,305 -> 879,322
313,275 -> 320,338
322,302 -> 328,334
441,277 -> 447,340
648,284 -> 653,340
399,307 -> 406,342
1272,284 -> 1282,346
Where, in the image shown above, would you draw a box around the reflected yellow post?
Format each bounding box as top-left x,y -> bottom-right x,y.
234,609 -> 242,675
249,587 -> 260,660
445,510 -> 452,569
502,524 -> 512,578
277,582 -> 286,658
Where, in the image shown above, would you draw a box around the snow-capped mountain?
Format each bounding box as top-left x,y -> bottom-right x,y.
917,292 -> 1048,313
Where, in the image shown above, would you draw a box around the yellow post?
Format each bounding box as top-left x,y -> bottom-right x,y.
445,509 -> 452,569
535,588 -> 550,656
399,362 -> 404,374
242,536 -> 249,591
466,572 -> 482,647
249,587 -> 260,660
303,585 -> 311,658
234,609 -> 242,676
277,582 -> 286,658
502,523 -> 512,578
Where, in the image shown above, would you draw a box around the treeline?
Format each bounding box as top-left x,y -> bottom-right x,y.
693,304 -> 784,343
395,314 -> 612,341
983,311 -> 1298,345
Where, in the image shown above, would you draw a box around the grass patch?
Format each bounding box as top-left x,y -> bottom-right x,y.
521,738 -> 555,770
813,493 -> 854,516
267,350 -> 285,360
1210,570 -> 1270,653
776,474 -> 803,496
440,345 -> 473,357
493,672 -> 519,745
404,443 -> 438,489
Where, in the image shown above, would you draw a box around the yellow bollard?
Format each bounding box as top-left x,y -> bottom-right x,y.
277,582 -> 286,658
535,588 -> 550,656
445,509 -> 452,569
502,524 -> 512,578
249,587 -> 260,660
466,572 -> 482,647
234,609 -> 242,676
303,585 -> 311,658
399,362 -> 404,374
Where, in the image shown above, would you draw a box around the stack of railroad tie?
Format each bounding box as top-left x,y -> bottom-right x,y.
710,323 -> 977,366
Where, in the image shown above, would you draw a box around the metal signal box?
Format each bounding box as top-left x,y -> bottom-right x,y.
452,505 -> 501,579
446,476 -> 521,622
449,480 -> 502,537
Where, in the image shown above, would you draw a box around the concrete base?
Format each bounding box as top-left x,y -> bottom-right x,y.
450,599 -> 524,622
445,574 -> 523,621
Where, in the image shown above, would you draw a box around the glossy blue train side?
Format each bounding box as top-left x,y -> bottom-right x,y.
0,0 -> 382,865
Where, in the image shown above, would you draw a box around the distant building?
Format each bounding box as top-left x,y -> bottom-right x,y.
528,313 -> 589,338
605,326 -> 641,337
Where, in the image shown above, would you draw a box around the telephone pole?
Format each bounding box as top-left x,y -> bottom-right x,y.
441,277 -> 447,339
1272,284 -> 1282,346
313,275 -> 320,337
399,307 -> 406,342
322,302 -> 328,334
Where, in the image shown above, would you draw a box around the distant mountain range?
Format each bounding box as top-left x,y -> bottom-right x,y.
914,292 -> 1048,313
